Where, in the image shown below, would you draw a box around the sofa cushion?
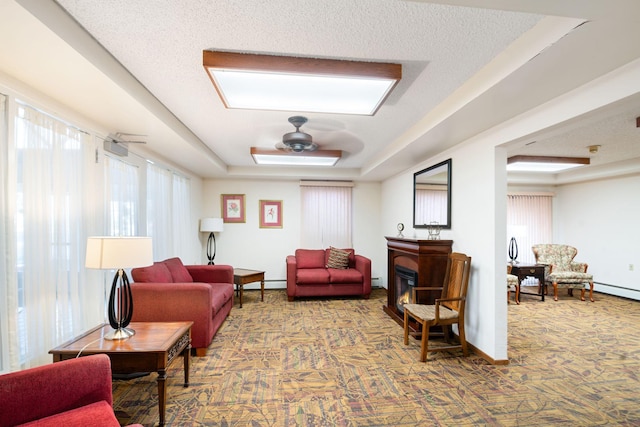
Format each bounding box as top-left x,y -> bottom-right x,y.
163,257 -> 193,283
295,249 -> 326,269
131,262 -> 173,283
326,247 -> 351,269
328,268 -> 363,284
20,401 -> 121,427
296,268 -> 330,284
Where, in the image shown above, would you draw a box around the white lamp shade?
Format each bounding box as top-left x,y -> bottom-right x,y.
200,218 -> 224,233
85,236 -> 153,269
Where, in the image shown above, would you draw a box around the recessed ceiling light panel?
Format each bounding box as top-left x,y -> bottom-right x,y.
251,147 -> 341,166
507,155 -> 590,172
204,51 -> 401,115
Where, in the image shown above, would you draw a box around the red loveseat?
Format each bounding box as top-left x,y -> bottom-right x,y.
286,248 -> 372,301
0,354 -> 142,427
131,257 -> 234,356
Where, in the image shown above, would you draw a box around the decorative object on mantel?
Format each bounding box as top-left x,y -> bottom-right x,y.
200,218 -> 224,265
397,223 -> 404,238
85,236 -> 153,340
508,236 -> 519,264
427,222 -> 441,240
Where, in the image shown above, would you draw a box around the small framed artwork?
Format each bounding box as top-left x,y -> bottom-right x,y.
221,194 -> 245,223
259,200 -> 283,228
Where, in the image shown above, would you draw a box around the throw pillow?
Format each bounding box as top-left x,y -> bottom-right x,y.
163,257 -> 193,283
326,247 -> 350,269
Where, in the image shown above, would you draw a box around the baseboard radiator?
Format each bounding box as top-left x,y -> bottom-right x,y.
594,282 -> 640,301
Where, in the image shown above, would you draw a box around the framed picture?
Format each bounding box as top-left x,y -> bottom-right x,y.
259,200 -> 283,228
221,194 -> 245,223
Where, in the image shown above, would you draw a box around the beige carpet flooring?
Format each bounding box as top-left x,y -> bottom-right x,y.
113,286 -> 640,426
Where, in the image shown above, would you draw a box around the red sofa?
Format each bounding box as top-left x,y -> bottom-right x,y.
286,248 -> 372,301
131,257 -> 234,356
0,354 -> 142,427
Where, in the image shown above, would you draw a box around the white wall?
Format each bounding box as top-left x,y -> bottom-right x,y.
381,143 -> 508,362
351,181 -> 385,286
554,174 -> 640,298
185,176 -> 204,264
201,179 -> 385,289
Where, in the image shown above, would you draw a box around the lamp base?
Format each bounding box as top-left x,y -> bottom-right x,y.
206,232 -> 217,265
104,327 -> 135,340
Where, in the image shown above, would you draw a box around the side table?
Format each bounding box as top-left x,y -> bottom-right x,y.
49,321 -> 192,426
233,268 -> 265,308
509,264 -> 546,303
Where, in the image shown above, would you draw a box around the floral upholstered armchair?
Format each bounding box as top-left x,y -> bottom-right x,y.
532,244 -> 594,302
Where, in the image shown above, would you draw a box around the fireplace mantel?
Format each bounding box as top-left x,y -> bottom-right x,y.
384,237 -> 453,329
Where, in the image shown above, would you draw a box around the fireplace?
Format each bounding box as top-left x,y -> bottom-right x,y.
384,237 -> 453,331
395,265 -> 418,314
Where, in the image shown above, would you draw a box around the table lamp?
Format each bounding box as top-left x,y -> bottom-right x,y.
85,236 -> 153,340
200,218 -> 224,265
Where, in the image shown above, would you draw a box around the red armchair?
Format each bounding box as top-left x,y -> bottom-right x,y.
131,257 -> 234,356
0,354 -> 142,427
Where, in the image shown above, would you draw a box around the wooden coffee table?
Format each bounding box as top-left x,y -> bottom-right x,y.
233,268 -> 265,308
49,321 -> 192,426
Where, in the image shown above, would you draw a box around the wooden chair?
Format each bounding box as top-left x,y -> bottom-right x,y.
403,252 -> 472,362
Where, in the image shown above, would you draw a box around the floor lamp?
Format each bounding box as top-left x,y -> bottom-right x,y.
85,236 -> 153,340
200,218 -> 224,265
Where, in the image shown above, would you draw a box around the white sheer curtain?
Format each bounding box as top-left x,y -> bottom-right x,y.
8,102 -> 94,368
105,156 -> 139,237
146,162 -> 172,259
145,164 -> 191,260
507,194 -> 553,264
172,173 -> 191,258
414,188 -> 448,226
0,93 -> 11,372
300,183 -> 352,248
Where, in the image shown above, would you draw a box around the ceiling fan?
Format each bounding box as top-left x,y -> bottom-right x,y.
276,116 -> 318,153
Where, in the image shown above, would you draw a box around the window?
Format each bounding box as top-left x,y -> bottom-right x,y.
300,182 -> 352,248
146,162 -> 171,258
507,194 -> 553,265
0,93 -> 8,372
9,102 -> 94,368
0,95 -> 195,372
105,156 -> 140,237
146,162 -> 191,260
171,172 -> 191,258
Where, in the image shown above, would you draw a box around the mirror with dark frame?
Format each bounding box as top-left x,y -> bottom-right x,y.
413,158 -> 451,229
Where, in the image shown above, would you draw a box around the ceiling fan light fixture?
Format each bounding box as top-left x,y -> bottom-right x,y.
250,147 -> 341,166
203,51 -> 401,115
507,155 -> 590,172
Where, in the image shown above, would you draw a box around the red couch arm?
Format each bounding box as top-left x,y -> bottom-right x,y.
0,354 -> 114,426
355,255 -> 372,294
186,264 -> 234,284
286,255 -> 297,293
130,282 -> 213,348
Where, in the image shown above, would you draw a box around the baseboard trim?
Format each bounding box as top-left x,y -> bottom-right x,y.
468,341 -> 509,365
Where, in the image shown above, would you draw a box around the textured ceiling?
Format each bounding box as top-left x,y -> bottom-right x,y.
3,0 -> 640,183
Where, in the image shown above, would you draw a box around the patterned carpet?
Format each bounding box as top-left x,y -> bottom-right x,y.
113,286 -> 640,426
